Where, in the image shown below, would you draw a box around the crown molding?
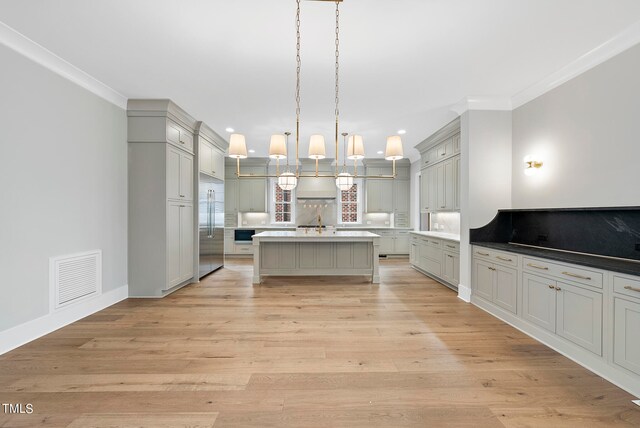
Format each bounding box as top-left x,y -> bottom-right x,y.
0,21 -> 127,109
512,20 -> 640,109
451,96 -> 512,115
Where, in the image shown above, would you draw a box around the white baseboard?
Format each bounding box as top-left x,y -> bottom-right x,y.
457,284 -> 471,302
0,284 -> 128,355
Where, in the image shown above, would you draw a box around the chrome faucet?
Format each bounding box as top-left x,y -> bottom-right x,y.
316,214 -> 322,234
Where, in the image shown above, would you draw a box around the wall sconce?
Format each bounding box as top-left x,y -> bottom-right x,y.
524,155 -> 543,176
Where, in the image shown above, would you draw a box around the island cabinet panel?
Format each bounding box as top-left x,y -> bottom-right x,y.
260,243 -> 296,269
335,243 -> 354,269
614,297 -> 640,376
298,243 -> 335,269
352,242 -> 373,269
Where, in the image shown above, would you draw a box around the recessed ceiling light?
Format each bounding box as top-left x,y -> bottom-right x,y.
225,127 -> 235,133
398,129 -> 407,135
377,150 -> 384,155
249,149 -> 255,153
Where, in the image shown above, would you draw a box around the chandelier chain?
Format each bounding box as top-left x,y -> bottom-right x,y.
295,0 -> 301,119
334,1 -> 340,119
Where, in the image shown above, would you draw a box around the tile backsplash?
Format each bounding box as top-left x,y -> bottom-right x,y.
430,212 -> 460,234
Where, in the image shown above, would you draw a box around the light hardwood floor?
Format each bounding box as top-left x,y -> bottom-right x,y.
1,258 -> 639,427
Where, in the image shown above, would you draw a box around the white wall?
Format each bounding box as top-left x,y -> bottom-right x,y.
512,43 -> 640,208
459,109 -> 512,300
0,44 -> 127,333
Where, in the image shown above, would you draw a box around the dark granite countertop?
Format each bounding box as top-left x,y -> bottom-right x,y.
471,242 -> 640,277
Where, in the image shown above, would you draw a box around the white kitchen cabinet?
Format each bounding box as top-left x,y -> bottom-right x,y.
128,99 -> 197,297
198,139 -> 224,180
473,258 -> 517,314
366,179 -> 394,213
420,166 -> 437,213
614,297 -> 640,376
443,250 -> 460,286
393,179 -> 410,227
454,156 -> 460,211
394,230 -> 410,254
522,272 -> 602,355
225,179 -> 239,226
238,179 -> 267,212
167,146 -> 193,201
166,202 -> 194,289
410,233 -> 459,290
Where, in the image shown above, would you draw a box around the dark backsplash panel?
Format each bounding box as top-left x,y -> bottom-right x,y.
470,207 -> 640,261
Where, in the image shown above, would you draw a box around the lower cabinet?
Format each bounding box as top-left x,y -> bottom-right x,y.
522,273 -> 602,355
472,259 -> 517,314
613,297 -> 640,376
410,234 -> 459,289
166,202 -> 194,289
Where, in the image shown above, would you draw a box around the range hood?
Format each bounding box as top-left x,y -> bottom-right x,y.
296,176 -> 337,199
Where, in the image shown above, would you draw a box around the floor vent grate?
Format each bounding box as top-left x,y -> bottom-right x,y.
50,250 -> 102,309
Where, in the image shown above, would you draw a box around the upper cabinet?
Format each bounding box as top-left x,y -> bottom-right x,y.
195,122 -> 227,181
364,160 -> 410,220
415,117 -> 460,213
225,158 -> 269,213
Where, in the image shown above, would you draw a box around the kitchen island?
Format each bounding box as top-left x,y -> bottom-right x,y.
252,231 -> 380,284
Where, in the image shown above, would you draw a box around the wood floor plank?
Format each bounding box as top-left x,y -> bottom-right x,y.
0,258 -> 636,428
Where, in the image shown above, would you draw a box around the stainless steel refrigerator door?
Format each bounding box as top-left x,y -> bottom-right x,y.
199,178 -> 224,278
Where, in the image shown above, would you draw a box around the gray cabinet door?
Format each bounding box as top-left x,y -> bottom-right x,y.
352,242 -> 372,269
443,251 -> 456,284
394,233 -> 410,254
379,236 -> 394,255
614,297 -> 640,376
166,202 -> 181,289
238,179 -> 266,212
453,253 -> 460,284
494,265 -> 517,314
453,156 -> 460,211
393,179 -> 410,225
410,242 -> 418,265
179,152 -> 194,201
556,281 -> 602,355
436,162 -> 446,211
473,259 -> 494,301
225,179 -> 238,214
366,179 -> 393,213
522,273 -> 556,333
420,170 -> 430,212
179,204 -> 194,282
444,159 -> 454,210
167,147 -> 181,200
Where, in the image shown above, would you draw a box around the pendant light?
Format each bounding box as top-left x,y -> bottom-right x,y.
229,0 -> 404,183
336,132 -> 354,191
278,132 -> 298,190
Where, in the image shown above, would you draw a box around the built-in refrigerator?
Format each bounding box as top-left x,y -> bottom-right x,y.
199,176 -> 224,278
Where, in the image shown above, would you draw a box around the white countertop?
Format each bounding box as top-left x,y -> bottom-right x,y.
254,231 -> 379,240
410,231 -> 460,242
230,226 -> 410,230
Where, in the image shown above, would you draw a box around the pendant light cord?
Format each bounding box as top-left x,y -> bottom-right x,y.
295,0 -> 302,176
334,0 -> 340,176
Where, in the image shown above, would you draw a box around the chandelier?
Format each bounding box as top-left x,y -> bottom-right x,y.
228,0 -> 404,191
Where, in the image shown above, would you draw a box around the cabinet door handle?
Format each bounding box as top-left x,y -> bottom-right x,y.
548,284 -> 555,289
527,263 -> 548,270
180,194 -> 186,197
555,287 -> 562,291
488,267 -> 496,271
562,271 -> 591,281
477,251 -> 490,256
496,256 -> 512,262
624,285 -> 640,293
446,245 -> 456,249
447,255 -> 453,258
430,241 -> 439,245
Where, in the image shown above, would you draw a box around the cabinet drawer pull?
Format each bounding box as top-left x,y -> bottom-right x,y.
447,254 -> 453,258
476,251 -> 490,256
446,245 -> 456,249
496,256 -> 512,262
430,241 -> 439,245
562,271 -> 591,281
488,267 -> 496,271
440,206 -> 445,208
548,284 -> 555,289
555,287 -> 562,291
624,285 -> 640,293
180,194 -> 186,197
527,263 -> 548,270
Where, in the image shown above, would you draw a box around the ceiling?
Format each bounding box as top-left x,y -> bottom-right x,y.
2,0 -> 640,161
